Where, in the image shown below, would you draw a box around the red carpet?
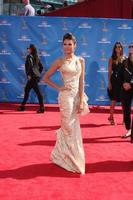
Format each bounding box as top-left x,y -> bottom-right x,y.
0,103 -> 133,200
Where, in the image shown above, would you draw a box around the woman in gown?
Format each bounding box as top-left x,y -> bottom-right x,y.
44,33 -> 89,174
107,42 -> 125,125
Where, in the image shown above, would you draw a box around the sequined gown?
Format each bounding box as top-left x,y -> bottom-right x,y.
51,56 -> 89,174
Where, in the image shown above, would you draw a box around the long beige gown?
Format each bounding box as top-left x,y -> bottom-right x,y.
51,55 -> 89,174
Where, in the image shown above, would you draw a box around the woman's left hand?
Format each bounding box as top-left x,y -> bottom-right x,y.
123,82 -> 131,90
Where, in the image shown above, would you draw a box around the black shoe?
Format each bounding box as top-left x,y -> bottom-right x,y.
108,117 -> 115,125
37,107 -> 45,113
17,105 -> 25,111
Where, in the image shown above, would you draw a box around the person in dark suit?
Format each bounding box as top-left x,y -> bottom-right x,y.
131,117 -> 133,143
120,43 -> 133,142
18,44 -> 45,113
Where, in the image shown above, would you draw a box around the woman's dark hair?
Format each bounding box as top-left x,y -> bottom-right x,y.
128,42 -> 133,57
28,44 -> 39,64
111,42 -> 123,60
63,32 -> 76,44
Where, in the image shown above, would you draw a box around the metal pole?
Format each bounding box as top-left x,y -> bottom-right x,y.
0,0 -> 4,15
8,0 -> 11,15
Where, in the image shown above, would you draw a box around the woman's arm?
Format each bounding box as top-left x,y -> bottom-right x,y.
25,55 -> 33,79
38,59 -> 43,73
44,58 -> 62,91
79,57 -> 85,105
108,58 -> 112,90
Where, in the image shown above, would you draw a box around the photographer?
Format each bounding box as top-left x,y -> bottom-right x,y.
18,44 -> 45,113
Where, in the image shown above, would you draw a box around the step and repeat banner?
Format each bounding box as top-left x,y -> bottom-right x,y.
0,16 -> 133,105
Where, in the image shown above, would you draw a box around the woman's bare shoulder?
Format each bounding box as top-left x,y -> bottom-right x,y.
55,57 -> 64,65
108,57 -> 113,65
51,57 -> 64,68
78,56 -> 85,64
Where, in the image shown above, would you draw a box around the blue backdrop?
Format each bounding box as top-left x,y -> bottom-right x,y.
0,16 -> 133,105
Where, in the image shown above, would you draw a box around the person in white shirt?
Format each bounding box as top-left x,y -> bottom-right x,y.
22,0 -> 35,16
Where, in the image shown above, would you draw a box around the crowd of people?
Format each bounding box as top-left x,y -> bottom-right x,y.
16,31 -> 133,174
107,42 -> 133,140
21,0 -> 83,17
8,0 -> 133,175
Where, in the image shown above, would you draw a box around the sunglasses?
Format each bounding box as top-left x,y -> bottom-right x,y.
128,45 -> 133,48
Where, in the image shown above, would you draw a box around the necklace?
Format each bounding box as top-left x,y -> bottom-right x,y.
64,55 -> 75,63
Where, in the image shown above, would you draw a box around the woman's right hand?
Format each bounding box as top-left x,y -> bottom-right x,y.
59,85 -> 72,91
108,83 -> 112,90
